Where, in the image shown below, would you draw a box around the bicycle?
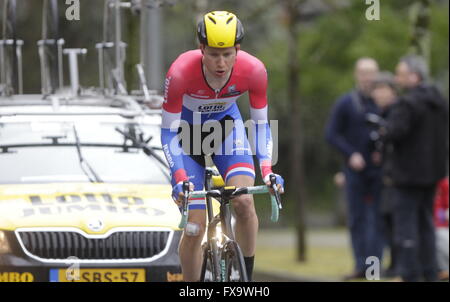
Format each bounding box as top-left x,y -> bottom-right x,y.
97,0 -> 175,96
0,0 -> 23,96
38,0 -> 63,95
178,168 -> 282,282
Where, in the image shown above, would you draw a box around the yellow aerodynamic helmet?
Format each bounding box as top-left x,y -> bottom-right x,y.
197,11 -> 244,48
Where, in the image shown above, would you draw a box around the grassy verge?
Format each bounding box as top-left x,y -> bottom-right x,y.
255,246 -> 353,280
254,228 -> 396,281
255,228 -> 353,281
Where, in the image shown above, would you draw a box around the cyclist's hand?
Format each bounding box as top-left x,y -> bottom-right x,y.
172,181 -> 194,206
264,174 -> 285,194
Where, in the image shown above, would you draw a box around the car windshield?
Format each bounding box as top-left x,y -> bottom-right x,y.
0,117 -> 169,184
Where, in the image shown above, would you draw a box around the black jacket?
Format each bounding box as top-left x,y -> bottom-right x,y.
384,84 -> 449,187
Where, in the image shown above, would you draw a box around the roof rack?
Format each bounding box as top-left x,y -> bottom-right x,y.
0,0 -> 174,114
0,0 -> 23,96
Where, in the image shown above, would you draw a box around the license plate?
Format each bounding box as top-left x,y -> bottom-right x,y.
50,268 -> 146,282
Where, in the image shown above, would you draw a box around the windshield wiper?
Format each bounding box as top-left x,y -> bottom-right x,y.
115,126 -> 171,182
115,127 -> 169,169
73,125 -> 103,183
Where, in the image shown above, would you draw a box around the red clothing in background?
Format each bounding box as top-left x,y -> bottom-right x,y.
434,177 -> 449,228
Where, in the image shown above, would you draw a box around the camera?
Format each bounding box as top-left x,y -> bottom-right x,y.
365,113 -> 387,152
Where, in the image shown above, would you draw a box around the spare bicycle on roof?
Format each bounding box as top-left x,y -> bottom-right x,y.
0,0 -> 174,111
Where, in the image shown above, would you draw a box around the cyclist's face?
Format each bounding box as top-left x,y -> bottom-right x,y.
201,45 -> 239,78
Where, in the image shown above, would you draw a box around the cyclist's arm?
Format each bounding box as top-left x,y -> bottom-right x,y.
161,69 -> 188,185
248,60 -> 274,182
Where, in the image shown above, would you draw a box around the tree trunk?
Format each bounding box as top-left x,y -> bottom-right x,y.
409,0 -> 431,64
283,0 -> 307,262
125,9 -> 140,92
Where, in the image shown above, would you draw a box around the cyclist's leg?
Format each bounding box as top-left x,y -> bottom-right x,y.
176,153 -> 207,282
225,174 -> 257,255
213,121 -> 258,279
226,173 -> 258,281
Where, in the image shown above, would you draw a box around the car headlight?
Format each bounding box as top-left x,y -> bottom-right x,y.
0,231 -> 12,254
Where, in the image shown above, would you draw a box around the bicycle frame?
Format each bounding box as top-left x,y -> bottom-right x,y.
202,168 -> 222,281
204,169 -> 234,241
201,172 -> 250,282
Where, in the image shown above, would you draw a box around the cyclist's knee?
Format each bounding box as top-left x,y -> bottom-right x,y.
232,195 -> 256,218
184,209 -> 206,238
226,175 -> 256,217
184,221 -> 206,237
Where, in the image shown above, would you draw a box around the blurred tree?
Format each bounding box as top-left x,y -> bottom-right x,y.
409,0 -> 432,62
280,0 -> 308,263
125,7 -> 140,92
276,0 -> 353,263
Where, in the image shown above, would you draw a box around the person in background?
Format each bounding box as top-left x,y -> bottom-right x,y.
369,71 -> 399,278
434,176 -> 449,281
381,55 -> 449,282
325,57 -> 384,280
333,171 -> 348,227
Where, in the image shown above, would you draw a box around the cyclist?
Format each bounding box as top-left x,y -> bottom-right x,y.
161,11 -> 284,281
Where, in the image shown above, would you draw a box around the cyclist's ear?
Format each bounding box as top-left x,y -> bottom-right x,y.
235,44 -> 241,53
199,43 -> 205,55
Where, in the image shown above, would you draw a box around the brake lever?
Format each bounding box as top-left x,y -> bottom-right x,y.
178,180 -> 190,229
270,174 -> 282,210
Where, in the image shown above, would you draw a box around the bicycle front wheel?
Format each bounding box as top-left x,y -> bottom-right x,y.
222,241 -> 248,282
200,243 -> 221,282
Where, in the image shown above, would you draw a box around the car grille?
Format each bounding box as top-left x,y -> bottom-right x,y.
16,230 -> 172,261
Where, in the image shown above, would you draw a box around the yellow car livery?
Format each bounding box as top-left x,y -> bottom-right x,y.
0,96 -> 183,282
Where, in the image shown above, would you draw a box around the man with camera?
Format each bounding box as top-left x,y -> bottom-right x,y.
325,57 -> 384,280
379,55 -> 449,282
